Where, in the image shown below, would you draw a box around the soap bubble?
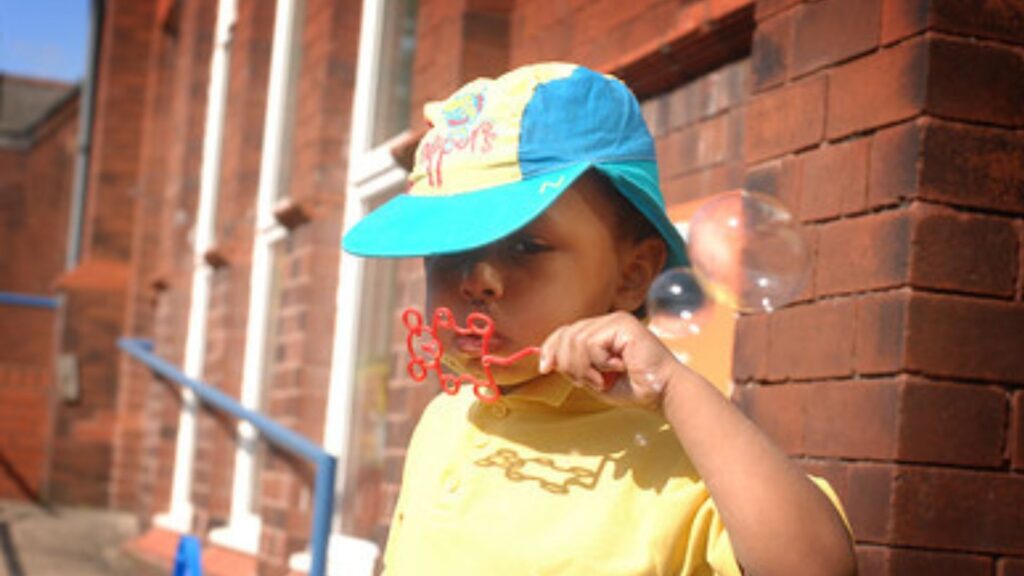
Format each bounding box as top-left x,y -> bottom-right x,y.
646,267 -> 710,338
646,191 -> 810,338
686,190 -> 810,313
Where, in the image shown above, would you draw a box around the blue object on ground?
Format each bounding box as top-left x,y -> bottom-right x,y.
172,535 -> 202,576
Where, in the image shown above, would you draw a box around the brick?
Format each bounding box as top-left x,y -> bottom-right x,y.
803,380 -> 900,460
708,0 -> 751,20
775,155 -> 803,220
791,0 -> 881,77
659,127 -> 697,178
858,544 -> 994,576
755,0 -> 801,21
926,37 -> 1024,128
868,119 -> 920,209
930,0 -> 1024,46
919,120 -> 1024,213
827,37 -> 928,139
1000,557 -> 1024,576
907,293 -> 1024,385
766,297 -> 856,381
745,376 -> 1005,466
855,289 -> 910,375
1012,391 -> 1024,471
845,462 -> 898,542
816,210 -> 911,296
744,75 -> 826,162
743,159 -> 781,196
642,97 -> 669,138
667,77 -> 710,130
695,113 -> 729,168
880,0 -> 929,45
899,378 -> 1007,468
733,383 -> 807,453
1019,221 -> 1024,301
732,312 -> 769,382
750,9 -> 793,91
662,165 -> 737,204
909,203 -> 1018,297
893,466 -> 1024,554
799,137 -> 871,221
706,60 -> 748,119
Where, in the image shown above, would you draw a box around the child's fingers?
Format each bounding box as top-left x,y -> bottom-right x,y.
538,327 -> 562,373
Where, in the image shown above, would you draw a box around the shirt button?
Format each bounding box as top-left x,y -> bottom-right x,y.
443,475 -> 461,494
489,402 -> 509,419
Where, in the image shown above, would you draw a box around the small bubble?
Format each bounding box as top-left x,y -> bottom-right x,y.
633,433 -> 649,447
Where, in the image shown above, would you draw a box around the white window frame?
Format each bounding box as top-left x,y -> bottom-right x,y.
209,0 -> 304,554
288,0 -> 411,572
154,0 -> 237,535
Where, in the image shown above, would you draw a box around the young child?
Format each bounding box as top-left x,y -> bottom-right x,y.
343,63 -> 855,576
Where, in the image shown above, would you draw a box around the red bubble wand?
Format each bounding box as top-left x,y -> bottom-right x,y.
402,306 -> 539,403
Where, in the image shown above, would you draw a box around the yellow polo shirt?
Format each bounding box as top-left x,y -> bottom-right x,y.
383,375 -> 842,575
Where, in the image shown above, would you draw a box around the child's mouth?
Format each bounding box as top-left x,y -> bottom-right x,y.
454,333 -> 505,357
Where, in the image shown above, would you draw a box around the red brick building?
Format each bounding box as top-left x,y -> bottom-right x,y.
1,0 -> 1022,574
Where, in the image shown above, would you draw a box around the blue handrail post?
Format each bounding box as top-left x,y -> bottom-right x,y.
118,337 -> 336,576
309,455 -> 337,576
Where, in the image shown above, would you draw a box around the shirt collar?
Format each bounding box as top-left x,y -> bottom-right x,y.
503,373 -> 611,413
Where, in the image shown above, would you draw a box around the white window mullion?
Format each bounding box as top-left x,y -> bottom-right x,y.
154,0 -> 237,535
211,0 -> 302,555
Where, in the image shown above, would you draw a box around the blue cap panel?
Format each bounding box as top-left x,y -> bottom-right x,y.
518,67 -> 657,178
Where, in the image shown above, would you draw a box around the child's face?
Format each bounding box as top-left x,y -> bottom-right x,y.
425,175 -> 646,384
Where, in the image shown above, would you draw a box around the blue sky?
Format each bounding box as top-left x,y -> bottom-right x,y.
0,0 -> 89,83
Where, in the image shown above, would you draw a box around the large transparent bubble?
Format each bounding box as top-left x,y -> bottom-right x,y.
647,190 -> 810,338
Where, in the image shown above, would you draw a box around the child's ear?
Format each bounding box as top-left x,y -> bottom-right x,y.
614,237 -> 667,312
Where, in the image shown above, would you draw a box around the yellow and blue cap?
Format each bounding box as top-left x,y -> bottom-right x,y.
342,62 -> 688,268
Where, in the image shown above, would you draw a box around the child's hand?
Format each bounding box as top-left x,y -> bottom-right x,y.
537,311 -> 681,409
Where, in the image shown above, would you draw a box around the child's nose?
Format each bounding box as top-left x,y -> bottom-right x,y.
459,258 -> 504,303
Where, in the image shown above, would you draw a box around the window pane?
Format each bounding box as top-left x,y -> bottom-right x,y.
371,0 -> 418,146
341,253 -> 396,538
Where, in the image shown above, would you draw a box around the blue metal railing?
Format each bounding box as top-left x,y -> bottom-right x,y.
0,292 -> 60,309
118,337 -> 336,576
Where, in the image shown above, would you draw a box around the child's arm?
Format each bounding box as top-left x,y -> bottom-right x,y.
539,311 -> 857,576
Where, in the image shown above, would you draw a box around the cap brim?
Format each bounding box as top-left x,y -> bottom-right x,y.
594,161 -> 689,269
343,163 -> 591,258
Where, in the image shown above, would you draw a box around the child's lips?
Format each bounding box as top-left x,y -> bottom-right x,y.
454,333 -> 506,357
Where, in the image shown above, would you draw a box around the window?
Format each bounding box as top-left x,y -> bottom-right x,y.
210,0 -> 305,554
300,0 -> 420,573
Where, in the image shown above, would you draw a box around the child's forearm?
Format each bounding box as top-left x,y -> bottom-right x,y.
661,364 -> 857,576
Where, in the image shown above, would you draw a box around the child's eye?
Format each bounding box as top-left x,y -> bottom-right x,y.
507,237 -> 548,256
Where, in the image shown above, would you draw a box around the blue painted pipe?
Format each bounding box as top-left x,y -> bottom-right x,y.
118,337 -> 335,576
0,292 -> 59,309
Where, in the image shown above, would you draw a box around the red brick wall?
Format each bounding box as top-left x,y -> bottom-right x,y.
72,0 -> 1024,574
255,0 -> 364,570
732,0 -> 1024,573
53,0 -> 158,507
111,0 -> 217,522
0,92 -> 78,502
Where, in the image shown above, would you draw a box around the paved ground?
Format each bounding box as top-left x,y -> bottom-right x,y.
0,500 -> 163,576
